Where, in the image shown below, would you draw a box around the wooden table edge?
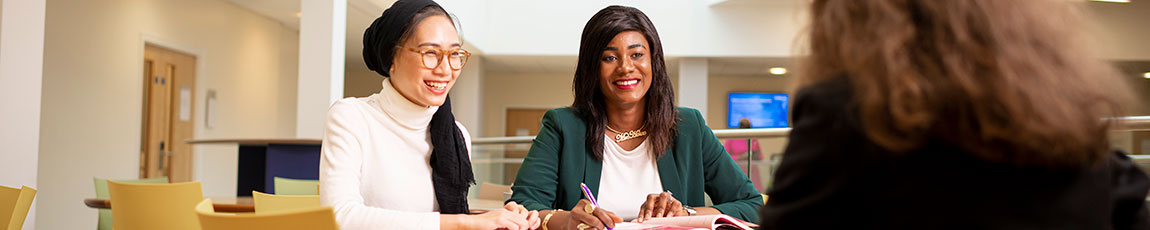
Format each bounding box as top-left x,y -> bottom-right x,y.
84,198 -> 254,213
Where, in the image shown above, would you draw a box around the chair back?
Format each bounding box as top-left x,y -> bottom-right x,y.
0,185 -> 37,230
93,177 -> 169,230
108,180 -> 202,230
252,191 -> 321,213
273,177 -> 319,195
196,199 -> 338,230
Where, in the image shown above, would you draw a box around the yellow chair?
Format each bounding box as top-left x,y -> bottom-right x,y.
93,176 -> 169,230
274,177 -> 319,195
252,191 -> 321,213
0,185 -> 37,230
108,180 -> 203,230
196,199 -> 338,230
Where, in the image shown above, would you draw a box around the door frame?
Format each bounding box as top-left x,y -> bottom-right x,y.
138,34 -> 207,181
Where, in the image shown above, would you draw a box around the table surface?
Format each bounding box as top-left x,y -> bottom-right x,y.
469,198 -> 507,212
84,197 -> 254,213
85,197 -> 507,214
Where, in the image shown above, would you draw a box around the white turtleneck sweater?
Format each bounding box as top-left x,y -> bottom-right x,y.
320,79 -> 472,230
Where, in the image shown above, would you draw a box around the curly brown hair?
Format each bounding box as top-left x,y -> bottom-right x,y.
798,0 -> 1135,167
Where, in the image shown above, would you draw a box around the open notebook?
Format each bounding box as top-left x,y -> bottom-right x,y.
613,215 -> 757,230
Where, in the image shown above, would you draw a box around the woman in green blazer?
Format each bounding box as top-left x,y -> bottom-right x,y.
508,6 -> 762,230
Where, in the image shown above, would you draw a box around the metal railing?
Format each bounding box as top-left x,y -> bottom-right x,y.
471,128 -> 793,176
471,116 -> 1150,190
472,128 -> 794,145
474,116 -> 1149,145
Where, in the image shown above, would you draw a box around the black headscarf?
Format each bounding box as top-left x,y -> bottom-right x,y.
362,0 -> 475,214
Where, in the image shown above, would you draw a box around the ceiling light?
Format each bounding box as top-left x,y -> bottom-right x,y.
768,67 -> 787,75
1089,0 -> 1130,3
1143,72 -> 1150,79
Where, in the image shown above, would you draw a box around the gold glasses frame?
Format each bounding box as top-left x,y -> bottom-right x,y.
401,46 -> 471,70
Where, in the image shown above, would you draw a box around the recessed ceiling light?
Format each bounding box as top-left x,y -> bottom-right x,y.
768,67 -> 787,75
1089,0 -> 1130,2
1143,72 -> 1150,79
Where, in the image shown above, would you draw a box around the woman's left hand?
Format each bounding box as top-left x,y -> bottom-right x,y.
502,201 -> 541,230
635,191 -> 688,222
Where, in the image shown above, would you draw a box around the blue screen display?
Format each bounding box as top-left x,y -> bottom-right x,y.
728,92 -> 789,128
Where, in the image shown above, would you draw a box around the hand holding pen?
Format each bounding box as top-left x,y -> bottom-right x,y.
560,183 -> 622,230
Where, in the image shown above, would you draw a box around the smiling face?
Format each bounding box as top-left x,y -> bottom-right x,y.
598,30 -> 653,107
389,15 -> 461,107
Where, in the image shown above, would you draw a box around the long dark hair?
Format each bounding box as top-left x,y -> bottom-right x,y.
799,0 -> 1134,167
573,5 -> 677,161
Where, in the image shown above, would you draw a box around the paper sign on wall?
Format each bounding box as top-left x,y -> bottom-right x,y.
179,86 -> 192,121
206,90 -> 217,129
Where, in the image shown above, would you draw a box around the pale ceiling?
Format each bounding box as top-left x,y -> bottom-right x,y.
226,0 -> 1147,76
227,0 -> 394,74
225,0 -> 801,76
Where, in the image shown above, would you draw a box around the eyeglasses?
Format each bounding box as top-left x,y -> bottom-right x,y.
402,46 -> 471,70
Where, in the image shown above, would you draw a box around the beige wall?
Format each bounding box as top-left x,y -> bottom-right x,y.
37,0 -> 299,229
0,0 -> 4,46
344,69 -> 383,98
479,72 -> 794,136
481,72 -> 575,137
1121,71 -> 1150,116
1088,0 -> 1150,61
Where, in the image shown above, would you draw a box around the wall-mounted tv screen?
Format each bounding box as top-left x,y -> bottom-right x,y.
728,92 -> 789,128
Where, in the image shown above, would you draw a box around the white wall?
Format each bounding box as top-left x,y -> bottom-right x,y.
439,0 -> 809,57
37,0 -> 299,229
679,58 -> 710,116
0,0 -> 45,228
296,0 -> 346,139
441,0 -> 1150,61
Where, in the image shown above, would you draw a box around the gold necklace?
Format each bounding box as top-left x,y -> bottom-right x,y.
605,123 -> 647,143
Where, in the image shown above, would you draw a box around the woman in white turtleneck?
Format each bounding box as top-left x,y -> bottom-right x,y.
319,1 -> 539,229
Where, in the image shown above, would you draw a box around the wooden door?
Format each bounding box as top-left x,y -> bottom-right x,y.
141,45 -> 196,182
503,108 -> 550,184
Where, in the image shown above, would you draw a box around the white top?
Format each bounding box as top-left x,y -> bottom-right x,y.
596,136 -> 664,221
320,79 -> 472,230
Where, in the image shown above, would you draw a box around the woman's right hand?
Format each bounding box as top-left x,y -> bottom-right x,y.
556,199 -> 623,230
463,208 -> 532,230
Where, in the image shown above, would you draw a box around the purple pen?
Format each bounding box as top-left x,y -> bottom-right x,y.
579,183 -> 612,230
579,183 -> 599,205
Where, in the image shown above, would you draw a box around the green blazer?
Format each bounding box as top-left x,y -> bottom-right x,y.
508,107 -> 763,223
